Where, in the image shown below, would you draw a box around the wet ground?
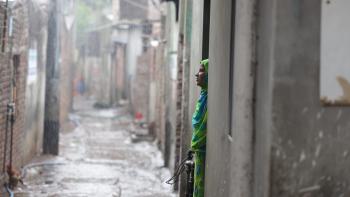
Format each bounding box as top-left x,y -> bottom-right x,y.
13,99 -> 175,197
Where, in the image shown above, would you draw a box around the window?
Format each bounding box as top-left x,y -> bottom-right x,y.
320,0 -> 350,106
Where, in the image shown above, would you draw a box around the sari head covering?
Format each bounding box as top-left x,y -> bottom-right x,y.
201,59 -> 209,73
191,59 -> 208,197
200,59 -> 209,90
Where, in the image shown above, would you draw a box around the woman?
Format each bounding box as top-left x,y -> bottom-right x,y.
191,59 -> 208,197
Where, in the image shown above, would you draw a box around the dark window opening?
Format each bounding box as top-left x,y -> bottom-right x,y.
202,0 -> 210,59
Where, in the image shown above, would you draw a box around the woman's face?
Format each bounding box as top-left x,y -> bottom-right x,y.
195,64 -> 206,87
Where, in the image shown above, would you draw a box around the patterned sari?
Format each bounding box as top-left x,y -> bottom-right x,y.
191,59 -> 208,197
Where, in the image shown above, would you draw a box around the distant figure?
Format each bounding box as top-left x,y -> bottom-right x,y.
191,59 -> 208,197
77,76 -> 85,95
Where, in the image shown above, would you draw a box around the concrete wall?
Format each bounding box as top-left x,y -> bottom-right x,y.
162,0 -> 350,196
23,0 -> 48,164
205,0 -> 233,196
253,0 -> 275,196
255,0 -> 350,196
229,0 -> 256,196
206,0 -> 256,196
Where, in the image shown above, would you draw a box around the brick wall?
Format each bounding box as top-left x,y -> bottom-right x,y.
0,0 -> 29,181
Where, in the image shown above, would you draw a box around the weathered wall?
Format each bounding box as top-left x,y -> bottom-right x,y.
206,0 -> 256,196
205,0 -> 233,196
0,0 -> 38,184
253,0 -> 275,196
23,0 -> 48,164
255,0 -> 350,196
229,0 -> 256,196
9,0 -> 29,169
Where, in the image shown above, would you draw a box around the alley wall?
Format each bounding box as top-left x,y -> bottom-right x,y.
255,0 -> 350,196
205,0 -> 350,196
0,0 -> 46,182
205,0 -> 234,196
206,0 -> 256,196
23,0 -> 48,164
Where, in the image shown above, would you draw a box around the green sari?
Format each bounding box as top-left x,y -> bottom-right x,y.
191,59 -> 208,197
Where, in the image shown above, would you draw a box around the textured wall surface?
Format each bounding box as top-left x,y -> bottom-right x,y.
0,0 -> 30,180
267,1 -> 350,196
206,0 -> 257,196
23,0 -> 48,164
254,0 -> 350,196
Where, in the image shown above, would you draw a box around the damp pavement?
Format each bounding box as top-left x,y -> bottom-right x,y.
13,99 -> 176,197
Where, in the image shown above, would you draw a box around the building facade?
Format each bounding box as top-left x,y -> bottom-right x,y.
0,0 -> 49,187
171,0 -> 350,196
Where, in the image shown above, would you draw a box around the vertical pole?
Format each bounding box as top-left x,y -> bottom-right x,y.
43,0 -> 60,155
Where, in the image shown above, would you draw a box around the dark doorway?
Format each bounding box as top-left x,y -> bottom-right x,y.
202,0 -> 211,59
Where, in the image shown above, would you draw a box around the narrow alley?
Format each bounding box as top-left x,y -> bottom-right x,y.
13,98 -> 174,197
2,0 -> 350,196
